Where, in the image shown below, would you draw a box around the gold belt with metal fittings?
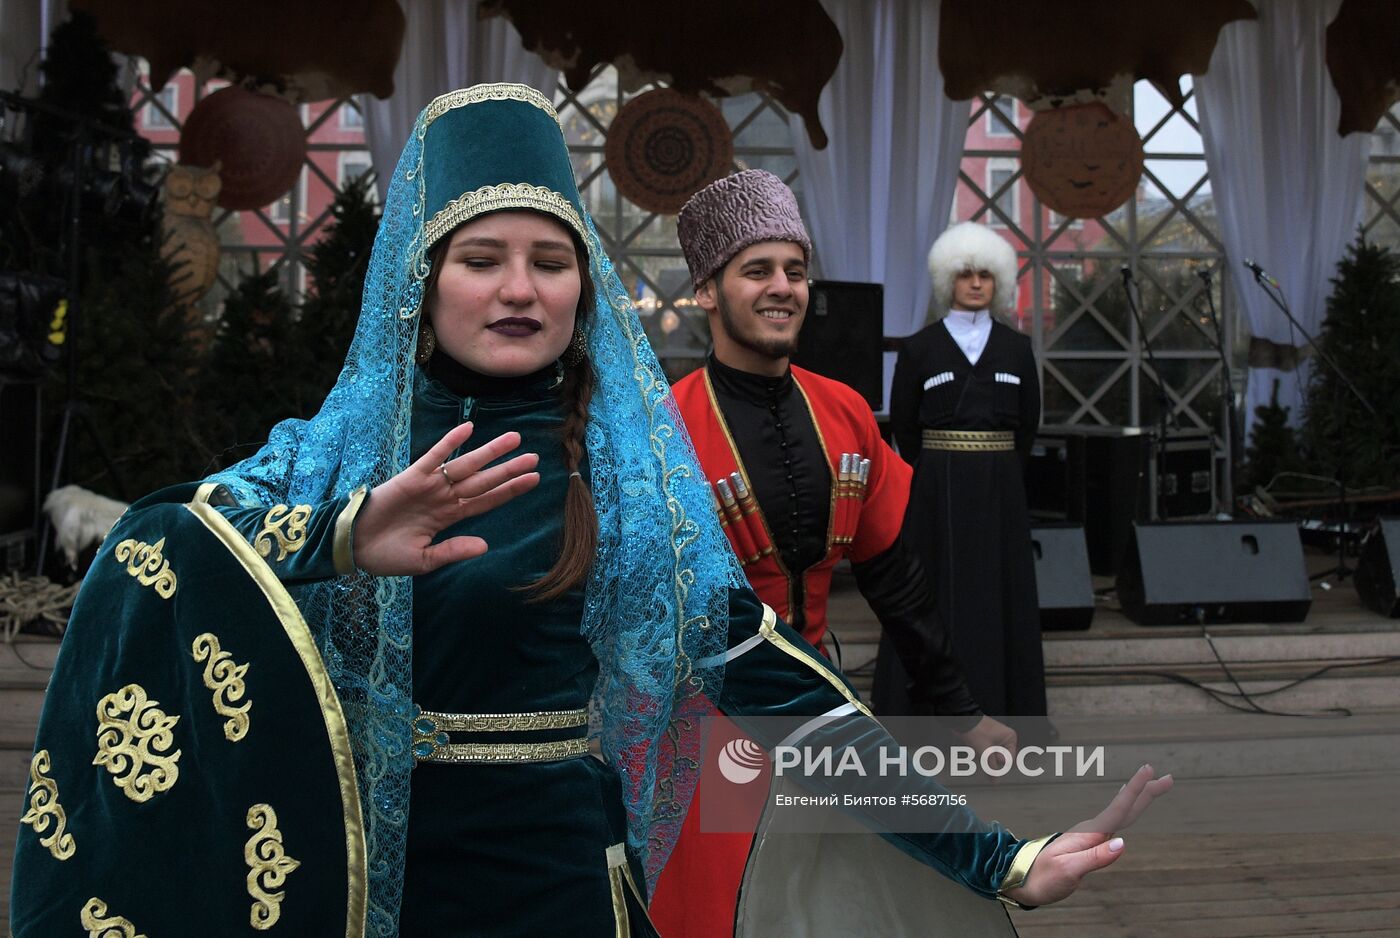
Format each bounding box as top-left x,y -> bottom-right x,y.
922,429 -> 1015,452
411,707 -> 590,765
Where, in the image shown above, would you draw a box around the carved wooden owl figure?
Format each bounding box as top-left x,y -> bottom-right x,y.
160,162 -> 223,304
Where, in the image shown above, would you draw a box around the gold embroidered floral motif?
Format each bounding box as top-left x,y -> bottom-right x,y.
253,504 -> 312,562
246,803 -> 301,930
92,684 -> 181,803
112,537 -> 177,598
191,633 -> 251,742
20,749 -> 74,860
80,897 -> 146,938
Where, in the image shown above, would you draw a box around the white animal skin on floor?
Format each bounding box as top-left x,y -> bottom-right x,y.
43,484 -> 129,568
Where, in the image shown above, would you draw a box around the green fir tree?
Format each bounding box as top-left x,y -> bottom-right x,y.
196,270 -> 303,471
294,175 -> 378,407
1301,236 -> 1400,489
8,13 -> 200,500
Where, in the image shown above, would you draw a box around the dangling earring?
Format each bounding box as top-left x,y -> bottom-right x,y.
561,326 -> 587,367
416,320 -> 437,365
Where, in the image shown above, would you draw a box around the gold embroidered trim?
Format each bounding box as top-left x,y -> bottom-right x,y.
418,708 -> 588,733
607,843 -> 630,937
333,486 -> 369,575
186,502 -> 366,937
423,182 -> 587,249
80,897 -> 146,938
423,83 -> 559,128
757,605 -> 874,718
922,429 -> 1015,452
92,683 -> 181,803
997,833 -> 1057,909
622,864 -> 658,931
253,504 -> 312,562
414,737 -> 590,765
701,368 -> 795,613
112,537 -> 177,598
20,749 -> 75,860
246,804 -> 301,931
192,632 -> 252,742
607,842 -> 659,934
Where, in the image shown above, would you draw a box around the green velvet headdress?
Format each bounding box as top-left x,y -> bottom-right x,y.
420,84 -> 587,252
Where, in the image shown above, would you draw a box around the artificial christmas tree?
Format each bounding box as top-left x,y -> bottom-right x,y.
1301,237 -> 1400,490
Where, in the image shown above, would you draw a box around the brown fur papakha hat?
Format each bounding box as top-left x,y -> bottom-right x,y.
677,169 -> 812,290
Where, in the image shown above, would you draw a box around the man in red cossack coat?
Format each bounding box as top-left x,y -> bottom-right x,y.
650,169 -> 1018,937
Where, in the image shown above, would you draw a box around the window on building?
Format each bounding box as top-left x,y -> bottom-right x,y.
988,158 -> 1018,228
143,84 -> 177,129
339,153 -> 374,188
986,95 -> 1017,137
339,101 -> 365,130
270,168 -> 309,225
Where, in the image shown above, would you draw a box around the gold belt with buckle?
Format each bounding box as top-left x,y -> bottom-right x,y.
922,429 -> 1015,452
411,707 -> 590,764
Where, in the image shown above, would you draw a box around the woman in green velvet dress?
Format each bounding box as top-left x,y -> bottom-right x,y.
10,84 -> 1168,938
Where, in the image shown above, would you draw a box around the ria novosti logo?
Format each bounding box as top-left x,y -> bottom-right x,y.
716,738 -> 767,784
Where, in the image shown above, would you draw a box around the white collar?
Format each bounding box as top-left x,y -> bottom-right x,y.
942,308 -> 993,365
945,308 -> 991,327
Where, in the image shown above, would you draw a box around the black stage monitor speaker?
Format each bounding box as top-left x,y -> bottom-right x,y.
1031,524 -> 1095,630
1356,518 -> 1400,618
793,280 -> 884,411
1116,521 -> 1311,625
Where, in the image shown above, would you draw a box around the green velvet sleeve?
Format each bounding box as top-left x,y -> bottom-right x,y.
201,483 -> 369,582
9,487 -> 365,937
713,587 -> 1037,901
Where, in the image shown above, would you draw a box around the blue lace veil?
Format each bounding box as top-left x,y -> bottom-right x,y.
207,84 -> 739,935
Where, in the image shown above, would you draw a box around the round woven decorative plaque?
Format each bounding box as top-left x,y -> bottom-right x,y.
604,89 -> 734,215
1021,103 -> 1144,219
179,86 -> 307,211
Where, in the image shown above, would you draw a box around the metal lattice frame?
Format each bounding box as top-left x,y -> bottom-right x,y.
959,87 -> 1232,445
555,66 -> 800,378
1362,103 -> 1400,253
129,66 -> 374,305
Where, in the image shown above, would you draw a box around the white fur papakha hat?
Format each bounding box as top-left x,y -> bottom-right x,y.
927,221 -> 1018,318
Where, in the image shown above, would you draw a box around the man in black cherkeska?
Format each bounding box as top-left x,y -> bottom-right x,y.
872,221 -> 1049,740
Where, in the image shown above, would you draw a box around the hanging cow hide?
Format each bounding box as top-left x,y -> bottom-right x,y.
939,0 -> 1256,110
71,0 -> 405,102
1328,0 -> 1400,136
480,0 -> 842,149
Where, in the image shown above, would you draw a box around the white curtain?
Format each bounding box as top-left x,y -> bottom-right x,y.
359,0 -> 557,201
1195,0 -> 1370,429
788,0 -> 969,408
1,0 -> 69,95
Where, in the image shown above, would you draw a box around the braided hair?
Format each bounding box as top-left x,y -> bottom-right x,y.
526,323 -> 597,601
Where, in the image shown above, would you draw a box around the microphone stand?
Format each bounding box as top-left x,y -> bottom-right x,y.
1245,266 -> 1377,418
1244,265 -> 1376,583
1197,269 -> 1237,515
1122,265 -> 1173,521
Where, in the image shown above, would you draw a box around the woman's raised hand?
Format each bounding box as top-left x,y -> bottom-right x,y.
1000,764 -> 1174,908
352,421 -> 540,576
